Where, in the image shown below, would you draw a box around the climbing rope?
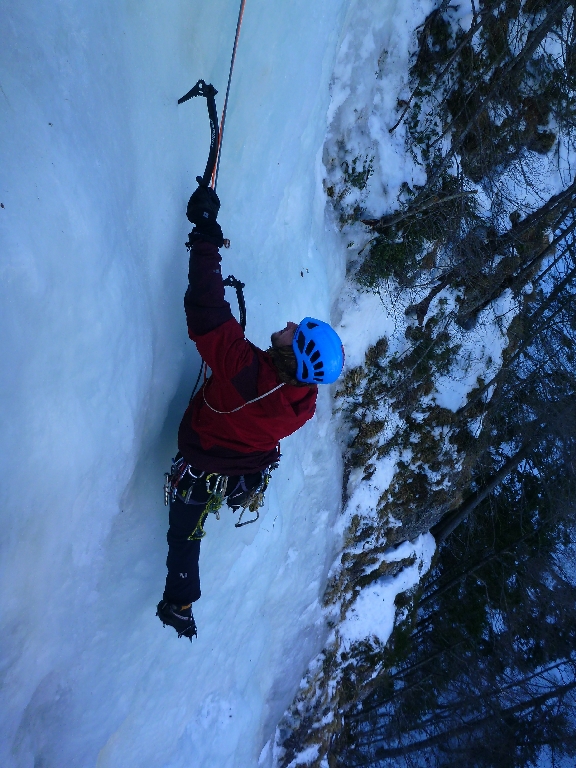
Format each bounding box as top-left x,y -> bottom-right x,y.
203,381 -> 285,414
211,0 -> 248,190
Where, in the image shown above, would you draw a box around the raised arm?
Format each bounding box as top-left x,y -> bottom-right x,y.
184,239 -> 232,336
183,185 -> 255,380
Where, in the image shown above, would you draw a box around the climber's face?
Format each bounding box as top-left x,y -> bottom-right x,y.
271,321 -> 298,348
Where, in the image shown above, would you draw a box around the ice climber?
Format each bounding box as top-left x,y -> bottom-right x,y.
156,184 -> 345,639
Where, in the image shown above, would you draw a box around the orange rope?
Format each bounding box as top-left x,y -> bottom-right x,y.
211,0 -> 248,190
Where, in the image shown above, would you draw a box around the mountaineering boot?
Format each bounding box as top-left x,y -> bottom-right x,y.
156,600 -> 197,640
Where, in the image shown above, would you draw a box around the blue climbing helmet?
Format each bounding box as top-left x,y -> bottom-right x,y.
292,317 -> 345,384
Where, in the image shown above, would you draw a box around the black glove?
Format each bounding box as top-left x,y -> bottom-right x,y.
186,178 -> 220,226
186,179 -> 224,247
186,223 -> 224,248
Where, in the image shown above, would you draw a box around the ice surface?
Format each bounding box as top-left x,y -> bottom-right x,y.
0,1 -> 352,766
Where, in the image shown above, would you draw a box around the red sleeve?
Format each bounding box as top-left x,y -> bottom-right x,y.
185,238 -> 259,384
191,317 -> 257,381
184,239 -> 232,335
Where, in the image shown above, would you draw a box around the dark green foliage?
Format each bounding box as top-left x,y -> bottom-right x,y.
334,450 -> 576,767
332,218 -> 576,767
342,156 -> 374,191
357,235 -> 419,284
358,176 -> 481,286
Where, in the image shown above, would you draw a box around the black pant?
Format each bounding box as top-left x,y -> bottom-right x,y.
163,471 -> 262,607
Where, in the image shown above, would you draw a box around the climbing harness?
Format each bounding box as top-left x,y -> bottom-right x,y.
164,457 -> 228,539
163,455 -> 278,533
203,381 -> 285,414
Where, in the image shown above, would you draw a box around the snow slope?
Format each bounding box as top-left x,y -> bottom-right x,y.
0,1 -> 351,766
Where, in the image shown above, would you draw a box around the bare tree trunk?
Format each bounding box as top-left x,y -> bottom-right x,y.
431,441 -> 535,543
419,532 -> 534,607
458,253 -> 576,415
370,678 -> 576,759
461,217 -> 576,322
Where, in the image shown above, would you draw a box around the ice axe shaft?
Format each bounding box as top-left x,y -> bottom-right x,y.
178,80 -> 219,188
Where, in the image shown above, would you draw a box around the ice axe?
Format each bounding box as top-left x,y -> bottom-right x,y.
178,79 -> 243,329
178,80 -> 219,189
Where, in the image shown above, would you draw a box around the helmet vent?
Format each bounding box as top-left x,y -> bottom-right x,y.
305,340 -> 315,356
313,362 -> 323,371
297,332 -> 305,353
306,322 -> 319,329
301,361 -> 309,379
310,350 -> 320,363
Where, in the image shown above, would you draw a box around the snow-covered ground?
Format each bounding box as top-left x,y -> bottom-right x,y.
263,1 -> 544,759
0,2 -> 353,766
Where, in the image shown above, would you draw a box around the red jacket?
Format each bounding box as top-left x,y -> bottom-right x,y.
178,238 -> 317,474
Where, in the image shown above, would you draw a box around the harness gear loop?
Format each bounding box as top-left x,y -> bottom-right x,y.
234,461 -> 279,528
164,457 -> 204,506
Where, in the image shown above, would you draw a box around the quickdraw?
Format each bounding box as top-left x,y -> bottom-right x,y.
164,456 -> 203,506
234,461 -> 279,528
187,473 -> 228,541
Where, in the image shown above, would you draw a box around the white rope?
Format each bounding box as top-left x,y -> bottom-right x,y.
202,382 -> 285,414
